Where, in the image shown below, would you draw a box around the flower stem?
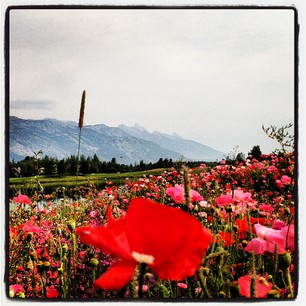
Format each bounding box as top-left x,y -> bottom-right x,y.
285,267 -> 294,298
138,263 -> 146,298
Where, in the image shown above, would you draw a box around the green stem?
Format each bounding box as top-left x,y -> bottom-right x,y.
197,270 -> 212,298
250,251 -> 256,298
285,268 -> 294,298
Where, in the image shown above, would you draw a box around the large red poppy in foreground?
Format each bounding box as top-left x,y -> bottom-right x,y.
76,198 -> 213,291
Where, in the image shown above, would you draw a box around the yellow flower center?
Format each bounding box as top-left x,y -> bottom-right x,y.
132,251 -> 154,265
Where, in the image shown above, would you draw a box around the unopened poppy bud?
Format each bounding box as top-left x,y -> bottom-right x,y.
229,281 -> 240,297
67,220 -> 76,231
36,261 -> 43,272
202,267 -> 210,276
58,267 -> 64,275
267,275 -> 273,281
62,255 -> 67,262
284,207 -> 291,215
193,205 -> 199,212
43,261 -> 51,270
278,252 -> 291,269
9,288 -> 14,298
216,246 -> 224,252
62,243 -> 68,254
267,289 -> 281,298
145,272 -> 154,280
89,258 -> 99,267
218,291 -> 226,298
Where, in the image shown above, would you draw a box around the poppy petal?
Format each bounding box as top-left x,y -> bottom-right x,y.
76,222 -> 132,260
125,198 -> 213,279
94,260 -> 137,291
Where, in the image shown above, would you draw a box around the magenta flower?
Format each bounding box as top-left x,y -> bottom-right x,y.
13,194 -> 32,206
215,194 -> 233,207
10,284 -> 25,294
166,184 -> 203,204
281,175 -> 291,185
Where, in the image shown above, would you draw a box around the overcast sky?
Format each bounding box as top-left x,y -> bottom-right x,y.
9,8 -> 295,155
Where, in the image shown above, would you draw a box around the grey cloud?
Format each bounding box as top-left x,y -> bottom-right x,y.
11,99 -> 57,110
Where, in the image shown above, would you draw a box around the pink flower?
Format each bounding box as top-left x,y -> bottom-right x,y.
245,224 -> 289,254
166,184 -> 203,204
281,224 -> 295,251
281,175 -> 291,185
13,194 -> 32,205
215,194 -> 233,207
10,284 -> 25,294
22,220 -> 43,234
90,210 -> 98,218
258,204 -> 274,216
177,282 -> 188,289
238,274 -> 272,298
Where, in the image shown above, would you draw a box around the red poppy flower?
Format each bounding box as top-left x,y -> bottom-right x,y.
238,274 -> 272,298
214,232 -> 235,247
46,285 -> 59,298
76,198 -> 213,291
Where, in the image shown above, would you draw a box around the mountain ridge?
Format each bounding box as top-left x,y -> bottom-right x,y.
9,116 -> 225,164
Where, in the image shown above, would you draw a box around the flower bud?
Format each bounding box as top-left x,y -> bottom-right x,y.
58,267 -> 64,275
202,267 -> 210,276
67,220 -> 76,232
36,261 -> 44,272
62,243 -> 69,254
267,289 -> 281,298
89,258 -> 99,267
218,291 -> 226,298
278,252 -> 292,269
284,207 -> 291,215
9,288 -> 14,298
43,261 -> 51,270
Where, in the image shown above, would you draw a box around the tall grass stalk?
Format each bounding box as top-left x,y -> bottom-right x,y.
76,90 -> 86,187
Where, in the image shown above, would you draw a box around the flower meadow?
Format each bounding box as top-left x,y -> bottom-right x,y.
8,151 -> 296,300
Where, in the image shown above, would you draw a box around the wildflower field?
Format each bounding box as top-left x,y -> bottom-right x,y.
8,150 -> 296,300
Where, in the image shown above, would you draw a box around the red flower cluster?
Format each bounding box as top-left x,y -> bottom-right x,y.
76,198 -> 213,291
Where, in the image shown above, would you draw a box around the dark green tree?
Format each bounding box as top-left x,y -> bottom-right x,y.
248,145 -> 262,160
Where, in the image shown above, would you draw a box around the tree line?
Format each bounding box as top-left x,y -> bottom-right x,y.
9,153 -> 210,178
9,145 -> 264,178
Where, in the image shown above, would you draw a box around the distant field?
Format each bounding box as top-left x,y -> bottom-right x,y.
9,168 -> 168,196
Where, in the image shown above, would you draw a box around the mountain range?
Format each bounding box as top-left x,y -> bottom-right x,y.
9,116 -> 225,164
